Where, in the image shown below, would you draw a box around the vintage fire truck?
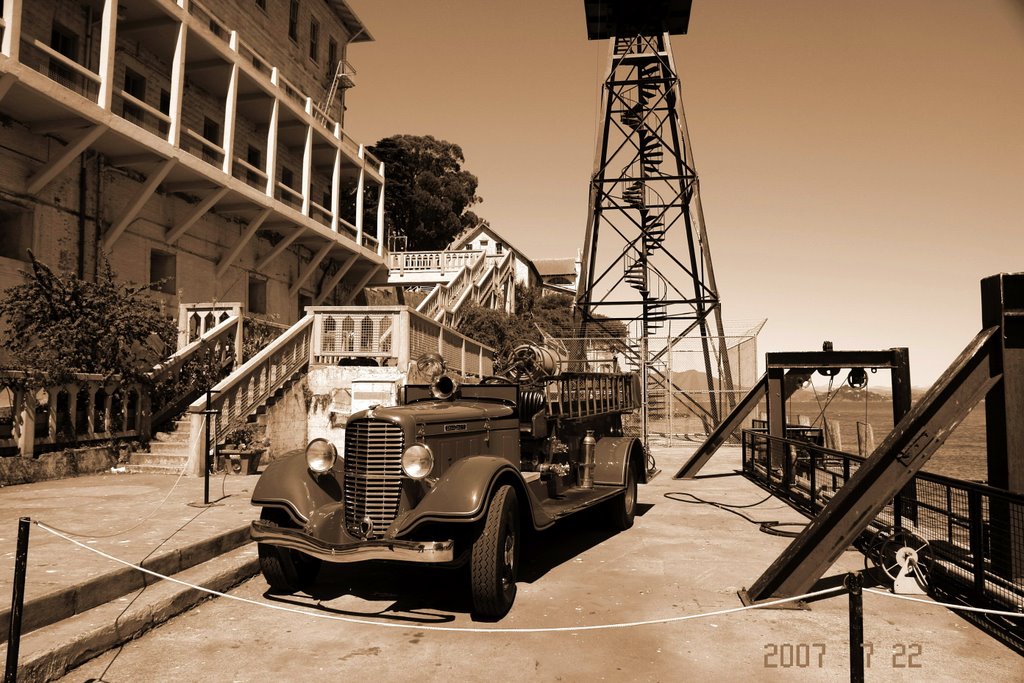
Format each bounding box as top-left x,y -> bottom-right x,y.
250,347 -> 649,618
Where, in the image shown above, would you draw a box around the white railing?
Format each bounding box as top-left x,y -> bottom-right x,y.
309,306 -> 493,379
413,251 -> 517,325
186,316 -> 314,474
388,250 -> 484,275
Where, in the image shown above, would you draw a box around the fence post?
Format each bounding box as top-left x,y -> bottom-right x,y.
5,518 -> 31,683
846,572 -> 865,683
968,489 -> 986,598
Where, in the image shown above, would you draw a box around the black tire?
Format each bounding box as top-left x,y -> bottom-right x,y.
470,485 -> 520,619
609,459 -> 638,531
257,508 -> 321,594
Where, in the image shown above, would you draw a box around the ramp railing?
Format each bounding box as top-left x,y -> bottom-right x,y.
742,430 -> 1024,648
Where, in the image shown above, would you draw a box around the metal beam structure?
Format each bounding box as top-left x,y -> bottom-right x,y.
576,4 -> 734,448
742,273 -> 1024,603
675,348 -> 911,478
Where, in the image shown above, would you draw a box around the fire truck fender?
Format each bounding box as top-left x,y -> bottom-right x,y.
393,456 -> 554,535
593,437 -> 648,486
251,450 -> 343,526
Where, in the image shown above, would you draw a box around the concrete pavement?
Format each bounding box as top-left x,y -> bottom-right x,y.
0,469 -> 260,681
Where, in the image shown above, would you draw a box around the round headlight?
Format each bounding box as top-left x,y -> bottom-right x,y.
402,443 -> 434,479
305,438 -> 337,474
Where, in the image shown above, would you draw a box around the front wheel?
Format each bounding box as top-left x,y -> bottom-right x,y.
470,485 -> 520,619
608,460 -> 638,530
257,508 -> 322,594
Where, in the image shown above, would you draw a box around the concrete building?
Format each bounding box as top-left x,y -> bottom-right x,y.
534,253 -> 580,295
449,223 -> 540,289
0,0 -> 387,329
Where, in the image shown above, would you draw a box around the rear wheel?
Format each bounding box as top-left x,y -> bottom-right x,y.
257,508 -> 322,594
470,485 -> 520,619
608,459 -> 638,530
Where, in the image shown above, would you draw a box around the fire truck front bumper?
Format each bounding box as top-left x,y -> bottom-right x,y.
250,520 -> 455,564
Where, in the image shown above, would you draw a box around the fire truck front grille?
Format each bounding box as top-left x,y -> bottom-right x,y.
344,419 -> 404,539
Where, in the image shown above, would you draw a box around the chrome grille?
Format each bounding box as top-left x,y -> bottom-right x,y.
344,419 -> 404,539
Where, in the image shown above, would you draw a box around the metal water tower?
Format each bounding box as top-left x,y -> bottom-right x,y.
577,0 -> 734,438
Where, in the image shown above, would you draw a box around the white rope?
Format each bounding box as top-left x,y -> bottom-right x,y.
864,588 -> 1024,618
35,521 -> 843,633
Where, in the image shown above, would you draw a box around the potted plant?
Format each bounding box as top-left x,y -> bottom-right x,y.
218,425 -> 265,475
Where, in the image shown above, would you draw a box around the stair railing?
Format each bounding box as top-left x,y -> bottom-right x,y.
149,315 -> 241,431
185,316 -> 314,475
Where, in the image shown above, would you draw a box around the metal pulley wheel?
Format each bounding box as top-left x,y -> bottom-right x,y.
867,529 -> 931,593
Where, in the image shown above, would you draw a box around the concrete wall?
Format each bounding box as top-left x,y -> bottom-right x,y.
0,446 -> 118,486
261,376 -> 310,460
305,364 -> 405,451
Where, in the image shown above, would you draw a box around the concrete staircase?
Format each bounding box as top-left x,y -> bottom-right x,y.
127,418 -> 191,474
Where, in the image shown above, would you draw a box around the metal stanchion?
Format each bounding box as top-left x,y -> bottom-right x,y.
5,517 -> 31,683
846,572 -> 865,683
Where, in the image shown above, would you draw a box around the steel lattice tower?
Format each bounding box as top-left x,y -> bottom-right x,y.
577,1 -> 734,436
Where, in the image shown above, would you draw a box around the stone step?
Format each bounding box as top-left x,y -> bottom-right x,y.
154,429 -> 189,443
131,449 -> 189,465
123,463 -> 189,475
148,441 -> 190,456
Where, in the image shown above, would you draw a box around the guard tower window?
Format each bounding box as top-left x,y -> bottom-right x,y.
288,1 -> 300,42
309,18 -> 320,63
0,203 -> 33,262
150,250 -> 176,294
248,276 -> 268,315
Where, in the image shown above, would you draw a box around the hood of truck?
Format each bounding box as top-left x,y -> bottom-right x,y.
354,400 -> 515,425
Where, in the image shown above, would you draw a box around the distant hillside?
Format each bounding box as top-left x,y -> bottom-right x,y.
791,385 -> 889,403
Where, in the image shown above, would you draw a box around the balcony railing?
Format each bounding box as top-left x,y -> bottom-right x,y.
0,372 -> 147,457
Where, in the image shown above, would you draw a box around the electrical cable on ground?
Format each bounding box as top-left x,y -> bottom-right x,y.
664,491 -> 807,538
33,520 -> 844,633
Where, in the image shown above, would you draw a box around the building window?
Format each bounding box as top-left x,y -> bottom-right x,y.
149,250 -> 176,294
309,18 -> 319,63
246,145 -> 262,185
48,23 -> 79,89
0,203 -> 33,262
158,89 -> 171,135
202,117 -> 221,163
288,1 -> 299,42
495,242 -> 504,254
280,167 -> 296,205
248,277 -> 268,315
327,38 -> 338,78
122,68 -> 146,125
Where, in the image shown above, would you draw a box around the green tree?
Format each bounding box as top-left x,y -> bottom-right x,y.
369,134 -> 483,250
0,253 -> 174,387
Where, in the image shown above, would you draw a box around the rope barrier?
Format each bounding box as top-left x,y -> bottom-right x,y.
35,520 -> 844,633
863,588 -> 1024,618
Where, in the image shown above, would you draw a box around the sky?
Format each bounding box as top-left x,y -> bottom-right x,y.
343,0 -> 1024,388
